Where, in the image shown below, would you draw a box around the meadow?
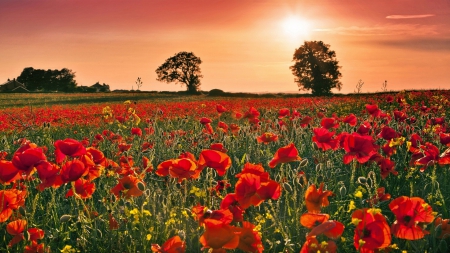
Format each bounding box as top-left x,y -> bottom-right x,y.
0,90 -> 449,253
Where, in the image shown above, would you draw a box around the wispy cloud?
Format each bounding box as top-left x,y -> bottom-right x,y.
386,14 -> 435,19
314,24 -> 438,36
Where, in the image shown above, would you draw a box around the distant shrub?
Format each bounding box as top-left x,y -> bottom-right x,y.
208,89 -> 225,96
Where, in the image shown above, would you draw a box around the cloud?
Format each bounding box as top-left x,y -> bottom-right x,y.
314,24 -> 438,36
386,14 -> 435,19
372,38 -> 450,52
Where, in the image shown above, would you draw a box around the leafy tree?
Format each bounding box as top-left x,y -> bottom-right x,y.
290,41 -> 342,96
156,51 -> 203,93
16,67 -> 77,92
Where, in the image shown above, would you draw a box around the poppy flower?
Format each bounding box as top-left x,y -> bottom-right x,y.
220,193 -> 244,223
24,241 -> 46,253
199,219 -> 240,251
300,237 -> 337,253
413,142 -> 448,171
307,220 -> 345,239
229,123 -> 241,136
200,117 -> 212,125
236,221 -> 264,253
192,204 -> 233,226
256,132 -> 279,144
389,196 -> 434,240
378,157 -> 398,179
216,104 -> 227,114
300,213 -> 330,229
65,178 -> 95,199
440,133 -> 450,146
156,158 -> 200,182
393,110 -> 407,122
356,121 -> 372,136
278,108 -> 290,118
244,107 -> 260,119
342,133 -> 376,164
109,214 -> 119,230
111,175 -> 144,199
268,143 -> 301,168
210,143 -> 228,153
368,187 -> 391,206
151,235 -> 186,253
54,138 -> 86,163
131,127 -> 143,137
7,219 -> 27,247
351,208 -> 391,252
312,128 -> 338,151
217,121 -> 229,133
321,117 -> 339,129
299,116 -> 312,128
365,104 -> 381,117
343,113 -> 357,126
0,161 -> 21,184
212,180 -> 231,194
60,160 -> 89,183
305,183 -> 334,213
378,126 -> 399,140
434,217 -> 450,239
27,227 -> 45,242
198,150 -> 231,176
0,190 -> 19,222
12,145 -> 47,173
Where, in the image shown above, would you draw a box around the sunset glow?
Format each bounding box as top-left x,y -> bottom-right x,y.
0,0 -> 449,93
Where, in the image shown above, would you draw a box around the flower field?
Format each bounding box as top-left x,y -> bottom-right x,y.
1,90 -> 450,253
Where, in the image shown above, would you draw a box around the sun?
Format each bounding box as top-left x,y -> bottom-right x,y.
281,16 -> 311,38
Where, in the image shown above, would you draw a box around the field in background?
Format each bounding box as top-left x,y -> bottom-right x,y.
0,90 -> 450,252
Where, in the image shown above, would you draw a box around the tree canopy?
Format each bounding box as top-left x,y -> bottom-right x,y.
155,52 -> 203,93
290,41 -> 342,96
17,67 -> 77,92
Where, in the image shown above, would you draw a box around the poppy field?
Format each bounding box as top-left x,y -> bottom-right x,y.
1,90 -> 450,253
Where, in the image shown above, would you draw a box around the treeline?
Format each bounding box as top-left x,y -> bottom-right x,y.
17,67 -> 78,92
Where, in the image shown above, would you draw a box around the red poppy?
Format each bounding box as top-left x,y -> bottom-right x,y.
217,121 -> 229,133
156,158 -> 200,182
198,150 -> 231,176
389,196 -> 434,240
368,187 -> 391,206
27,227 -> 45,242
12,144 -> 47,173
7,219 -> 27,247
35,161 -> 62,191
131,127 -> 143,137
65,178 -> 96,199
352,208 -> 391,252
199,219 -> 240,251
440,133 -> 450,146
305,183 -> 334,214
378,126 -> 399,140
299,116 -> 312,128
24,241 -> 46,253
365,104 -> 381,117
111,175 -> 144,199
210,143 -> 228,153
300,237 -> 337,253
200,117 -> 212,125
212,180 -> 231,194
192,204 -> 233,226
300,213 -> 330,229
342,133 -> 376,164
236,221 -> 264,253
434,217 -> 450,239
0,190 -> 19,222
393,110 -> 407,122
321,117 -> 339,129
312,128 -> 338,151
216,104 -> 227,114
0,161 -> 21,184
220,193 -> 244,223
278,108 -> 290,118
308,220 -> 345,239
229,123 -> 241,136
109,214 -> 119,230
268,143 -> 301,168
413,142 -> 449,171
343,113 -> 357,126
256,132 -> 279,144
244,107 -> 260,119
203,123 -> 215,135
377,157 -> 398,179
54,138 -> 86,163
151,235 -> 186,253
60,160 -> 89,183
118,142 -> 132,153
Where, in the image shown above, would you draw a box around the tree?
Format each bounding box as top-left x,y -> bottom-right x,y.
290,41 -> 342,96
156,51 -> 203,93
16,67 -> 77,92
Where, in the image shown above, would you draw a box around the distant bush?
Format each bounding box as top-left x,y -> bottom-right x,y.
208,89 -> 225,96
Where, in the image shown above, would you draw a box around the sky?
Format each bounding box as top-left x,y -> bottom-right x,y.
0,0 -> 449,94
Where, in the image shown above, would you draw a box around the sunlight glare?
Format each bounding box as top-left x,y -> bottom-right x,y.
281,16 -> 311,38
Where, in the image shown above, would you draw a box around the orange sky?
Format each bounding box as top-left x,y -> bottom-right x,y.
1,0 -> 449,93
